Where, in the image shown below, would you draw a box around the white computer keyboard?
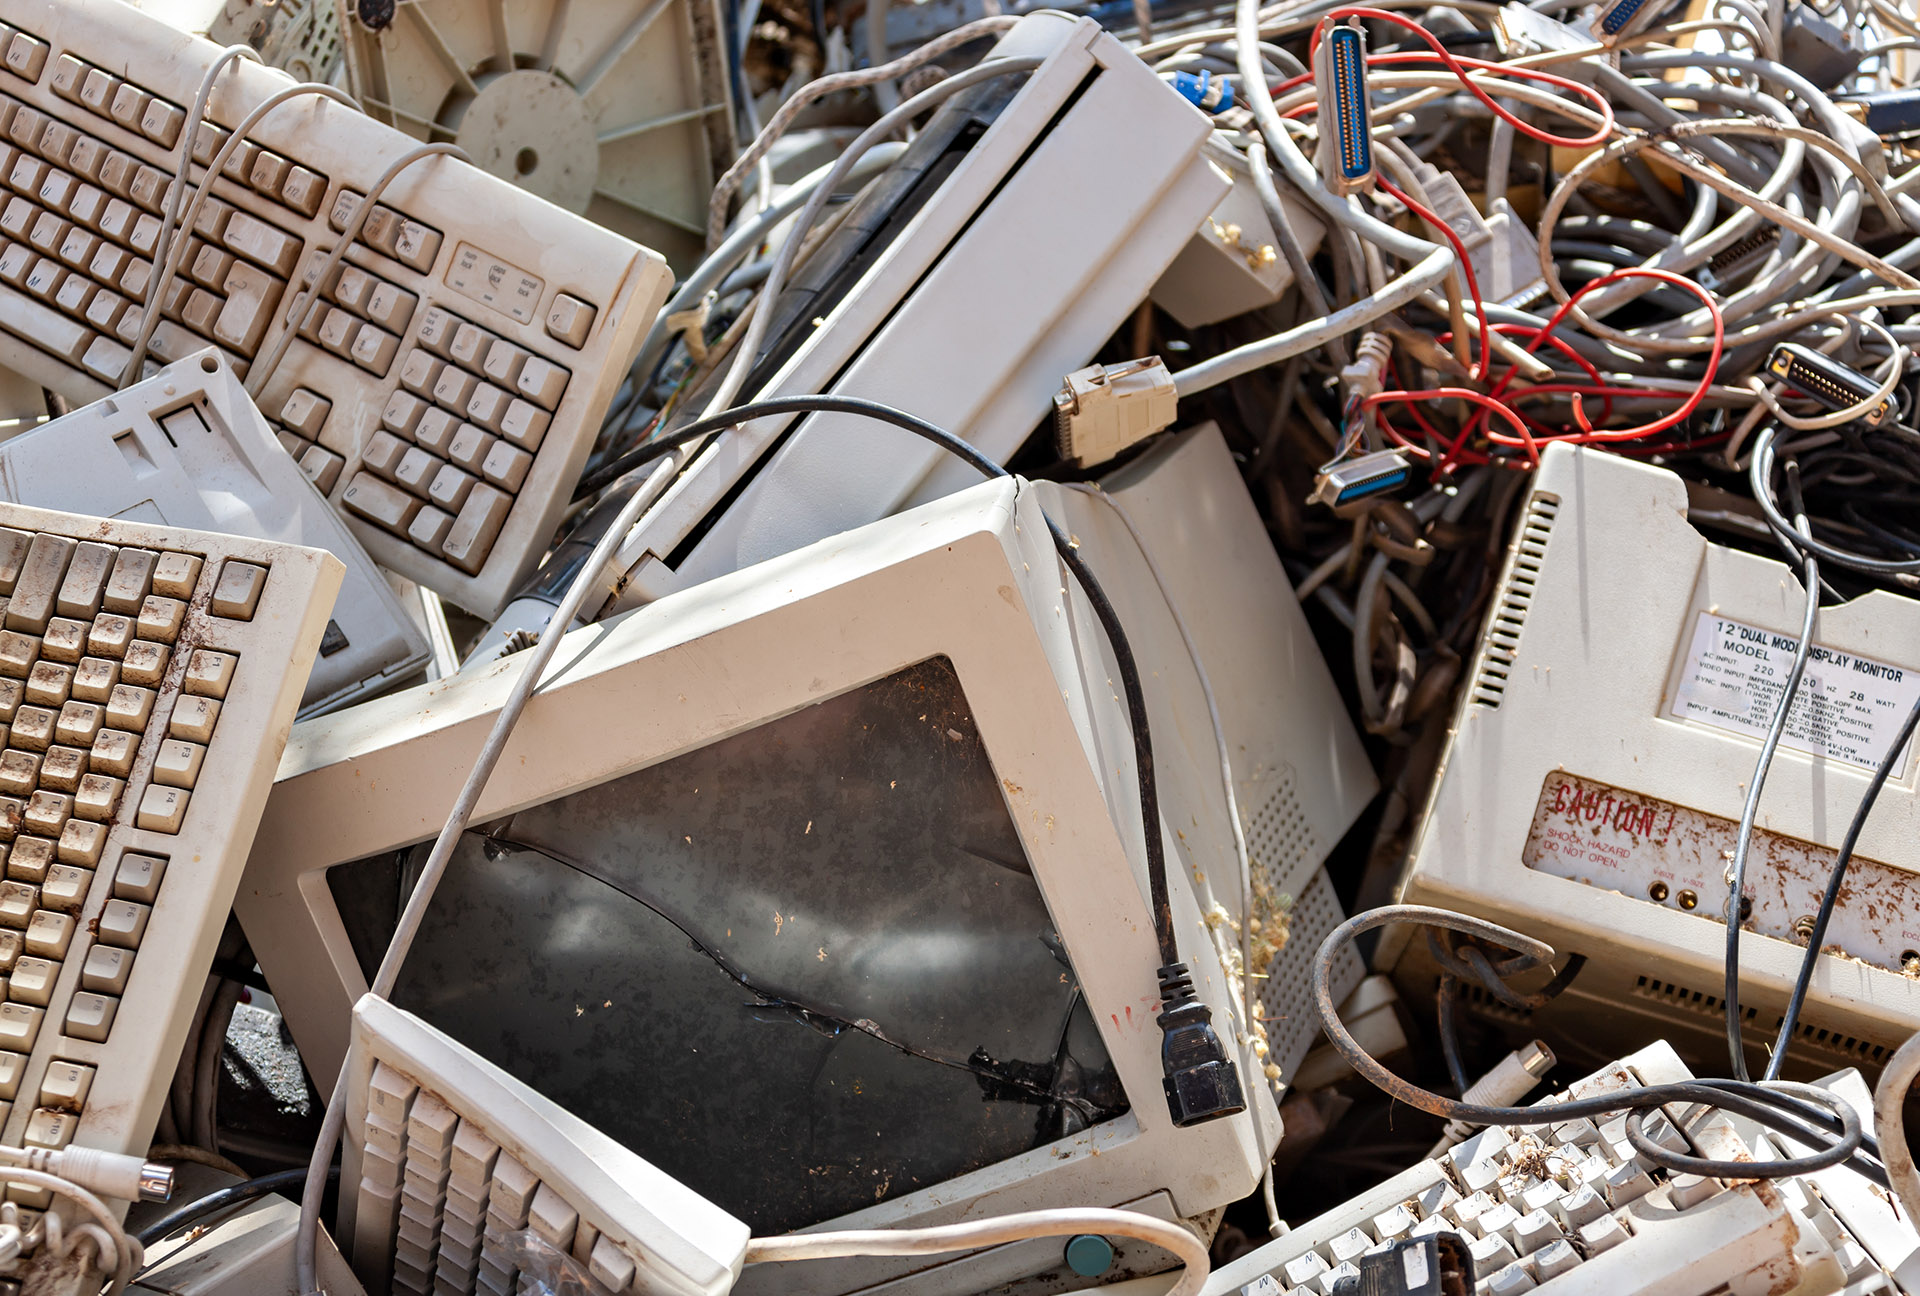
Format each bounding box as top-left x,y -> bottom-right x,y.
1207,1043 -> 1915,1296
343,995 -> 747,1296
0,501 -> 339,1291
0,349 -> 428,717
0,0 -> 671,617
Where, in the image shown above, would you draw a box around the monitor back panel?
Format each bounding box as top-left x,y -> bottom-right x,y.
1397,442 -> 1920,1074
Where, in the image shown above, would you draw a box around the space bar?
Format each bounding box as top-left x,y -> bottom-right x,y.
0,289 -> 90,365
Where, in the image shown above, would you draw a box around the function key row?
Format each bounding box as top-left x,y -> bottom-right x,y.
46,51 -> 184,149
191,121 -> 328,221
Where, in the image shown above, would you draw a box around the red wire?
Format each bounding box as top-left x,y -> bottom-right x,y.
1308,9 -> 1615,147
1486,267 -> 1724,446
1376,177 -> 1492,384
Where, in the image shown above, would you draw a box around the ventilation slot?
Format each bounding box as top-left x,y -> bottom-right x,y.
1244,769 -> 1320,900
1459,979 -> 1536,1025
1470,492 -> 1559,708
1631,975 -> 1757,1022
1780,1021 -> 1890,1064
1261,868 -> 1359,1081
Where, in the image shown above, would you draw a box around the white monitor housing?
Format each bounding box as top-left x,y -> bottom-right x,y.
595,13 -> 1226,614
241,470 -> 1285,1296
1393,442 -> 1920,1076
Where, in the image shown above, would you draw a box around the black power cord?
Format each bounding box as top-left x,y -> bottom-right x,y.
578,393 -> 1243,1126
136,1166 -> 341,1249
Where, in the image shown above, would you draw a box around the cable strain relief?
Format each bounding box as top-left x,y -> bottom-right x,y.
1156,962 -> 1197,1009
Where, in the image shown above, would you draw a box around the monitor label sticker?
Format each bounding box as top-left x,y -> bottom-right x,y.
1667,611 -> 1920,771
1523,770 -> 1920,973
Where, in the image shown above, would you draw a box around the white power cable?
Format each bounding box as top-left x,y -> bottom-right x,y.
744,1208 -> 1211,1296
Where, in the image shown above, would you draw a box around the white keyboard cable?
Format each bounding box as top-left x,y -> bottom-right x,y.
124,80 -> 359,385
244,142 -> 468,400
137,43 -> 260,383
743,1207 -> 1210,1296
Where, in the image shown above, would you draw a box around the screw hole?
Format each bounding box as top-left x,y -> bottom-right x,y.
1648,881 -> 1669,902
514,147 -> 538,177
1903,949 -> 1918,966
200,355 -> 219,373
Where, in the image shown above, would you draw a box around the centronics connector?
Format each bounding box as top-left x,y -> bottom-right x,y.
1767,342 -> 1895,427
1311,449 -> 1412,515
1315,20 -> 1375,193
1588,0 -> 1675,41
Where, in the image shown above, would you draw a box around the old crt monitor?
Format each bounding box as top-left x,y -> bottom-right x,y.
1393,442 -> 1920,1077
238,472 -> 1279,1296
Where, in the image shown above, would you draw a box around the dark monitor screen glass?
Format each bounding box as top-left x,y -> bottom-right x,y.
330,656 -> 1127,1234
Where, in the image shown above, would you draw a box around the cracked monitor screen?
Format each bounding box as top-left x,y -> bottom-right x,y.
330,657 -> 1127,1234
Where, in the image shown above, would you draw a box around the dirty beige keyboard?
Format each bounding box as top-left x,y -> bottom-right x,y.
0,503 -> 338,1293
0,0 -> 670,617
1206,1043 -> 1911,1296
344,996 -> 747,1296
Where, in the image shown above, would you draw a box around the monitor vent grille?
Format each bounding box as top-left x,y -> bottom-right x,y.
1245,769 -> 1319,898
1261,868 -> 1359,1083
1471,492 -> 1560,707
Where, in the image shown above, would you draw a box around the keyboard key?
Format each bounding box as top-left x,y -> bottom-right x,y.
62,993 -> 114,1043
342,472 -> 423,535
73,774 -> 120,822
22,910 -> 69,959
8,707 -> 50,751
135,594 -> 185,641
0,287 -> 90,366
80,945 -> 129,995
0,1003 -> 40,1051
118,640 -> 167,686
70,657 -> 117,703
153,739 -> 202,789
210,561 -> 266,620
88,729 -> 133,778
281,165 -> 325,217
24,662 -> 68,706
516,356 -> 568,410
545,293 -> 595,347
115,853 -> 163,903
299,444 -> 343,492
39,620 -> 83,665
283,388 -> 332,439
135,783 -> 188,834
102,548 -> 155,612
97,898 -> 147,948
4,837 -> 45,881
442,485 -> 511,573
407,507 -> 454,551
37,867 -> 85,914
2,33 -> 47,83
54,542 -> 111,619
481,442 -> 532,492
223,209 -> 299,275
0,1051 -> 23,1100
183,650 -> 235,699
39,1060 -> 91,1110
169,695 -> 219,744
57,819 -> 103,867
85,613 -> 132,660
52,701 -> 100,747
213,261 -> 281,354
151,551 -> 200,599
